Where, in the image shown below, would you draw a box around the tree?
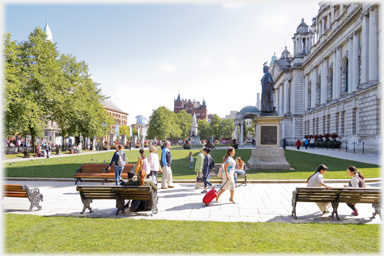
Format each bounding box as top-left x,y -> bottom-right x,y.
147,106 -> 176,140
209,114 -> 223,140
132,126 -> 138,136
222,119 -> 235,139
175,110 -> 192,140
198,119 -> 211,140
119,125 -> 130,137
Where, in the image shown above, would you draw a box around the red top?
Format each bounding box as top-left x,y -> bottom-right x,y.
296,140 -> 301,146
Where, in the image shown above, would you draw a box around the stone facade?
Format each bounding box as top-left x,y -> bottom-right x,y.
271,3 -> 380,153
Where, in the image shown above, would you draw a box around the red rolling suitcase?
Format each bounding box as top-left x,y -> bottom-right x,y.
202,180 -> 228,206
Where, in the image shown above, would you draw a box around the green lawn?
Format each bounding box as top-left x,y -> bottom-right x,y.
4,148 -> 380,180
4,214 -> 380,254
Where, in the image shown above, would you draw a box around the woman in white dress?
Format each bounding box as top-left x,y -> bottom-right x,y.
306,164 -> 332,214
215,147 -> 236,204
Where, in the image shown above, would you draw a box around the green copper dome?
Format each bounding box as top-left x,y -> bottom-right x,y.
239,105 -> 260,114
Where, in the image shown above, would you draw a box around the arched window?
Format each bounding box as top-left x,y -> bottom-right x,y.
328,67 -> 333,99
308,82 -> 311,108
341,57 -> 349,93
345,60 -> 349,92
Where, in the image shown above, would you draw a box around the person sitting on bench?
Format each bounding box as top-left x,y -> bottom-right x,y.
306,164 -> 332,215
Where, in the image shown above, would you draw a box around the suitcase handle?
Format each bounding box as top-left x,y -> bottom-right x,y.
217,179 -> 229,194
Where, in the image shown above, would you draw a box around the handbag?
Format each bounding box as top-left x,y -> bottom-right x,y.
196,173 -> 204,183
218,164 -> 223,178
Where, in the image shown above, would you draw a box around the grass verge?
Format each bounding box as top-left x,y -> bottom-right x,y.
4,214 -> 380,254
3,148 -> 380,180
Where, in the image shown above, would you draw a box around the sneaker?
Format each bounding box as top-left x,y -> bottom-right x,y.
352,210 -> 359,216
322,210 -> 330,215
161,186 -> 168,189
201,190 -> 207,193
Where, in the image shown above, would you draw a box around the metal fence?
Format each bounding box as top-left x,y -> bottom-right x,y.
282,141 -> 380,154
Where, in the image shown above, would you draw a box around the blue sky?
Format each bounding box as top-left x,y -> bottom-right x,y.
3,1 -> 320,125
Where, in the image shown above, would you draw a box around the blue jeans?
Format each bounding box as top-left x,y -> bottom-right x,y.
190,162 -> 193,168
234,169 -> 245,186
115,166 -> 123,185
203,175 -> 212,189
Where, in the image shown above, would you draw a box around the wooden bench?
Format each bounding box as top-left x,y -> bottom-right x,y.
76,185 -> 158,216
3,184 -> 43,211
291,187 -> 381,220
209,163 -> 248,185
74,164 -> 135,184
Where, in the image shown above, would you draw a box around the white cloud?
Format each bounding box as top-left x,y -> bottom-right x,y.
160,64 -> 176,74
199,59 -> 213,68
261,14 -> 291,33
222,3 -> 243,9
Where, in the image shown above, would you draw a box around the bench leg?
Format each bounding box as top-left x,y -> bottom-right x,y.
80,192 -> 92,213
372,203 -> 381,219
116,198 -> 125,215
25,186 -> 43,211
75,178 -> 82,185
331,201 -> 340,220
291,190 -> 297,219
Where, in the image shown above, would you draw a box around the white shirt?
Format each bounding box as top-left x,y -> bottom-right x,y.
310,138 -> 315,143
307,172 -> 324,187
350,174 -> 360,188
148,152 -> 160,172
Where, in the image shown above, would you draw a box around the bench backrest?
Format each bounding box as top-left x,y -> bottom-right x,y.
295,187 -> 381,203
3,184 -> 27,197
76,185 -> 153,201
80,164 -> 134,173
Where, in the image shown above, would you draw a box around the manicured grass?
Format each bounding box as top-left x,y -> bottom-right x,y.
4,214 -> 380,254
3,148 -> 380,180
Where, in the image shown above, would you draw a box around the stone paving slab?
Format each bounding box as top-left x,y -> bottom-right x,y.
2,180 -> 382,224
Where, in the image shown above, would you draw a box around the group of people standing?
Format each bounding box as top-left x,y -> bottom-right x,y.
306,164 -> 366,216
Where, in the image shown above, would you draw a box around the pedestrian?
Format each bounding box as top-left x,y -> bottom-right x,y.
45,143 -> 51,158
135,148 -> 151,177
129,141 -> 132,150
201,147 -> 214,194
147,145 -> 161,185
160,141 -> 174,189
189,152 -> 194,169
343,166 -> 366,216
296,139 -> 301,150
310,136 -> 315,149
234,157 -> 245,187
35,144 -> 40,157
304,138 -> 309,149
215,147 -> 236,204
194,147 -> 205,189
306,164 -> 332,214
108,145 -> 126,185
282,138 -> 286,149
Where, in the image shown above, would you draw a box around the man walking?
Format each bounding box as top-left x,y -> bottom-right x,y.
160,141 -> 174,189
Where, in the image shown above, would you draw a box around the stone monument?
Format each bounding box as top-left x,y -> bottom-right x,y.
189,113 -> 201,145
247,63 -> 290,170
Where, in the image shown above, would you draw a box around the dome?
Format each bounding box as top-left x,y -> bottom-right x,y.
43,21 -> 53,42
296,18 -> 309,34
239,105 -> 260,114
280,46 -> 292,59
136,115 -> 149,125
270,52 -> 277,67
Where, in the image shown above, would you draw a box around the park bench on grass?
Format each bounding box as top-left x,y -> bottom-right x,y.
3,184 -> 43,211
76,185 -> 158,216
291,187 -> 381,220
209,163 -> 248,186
74,164 -> 135,184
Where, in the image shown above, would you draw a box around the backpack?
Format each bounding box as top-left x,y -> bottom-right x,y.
209,157 -> 215,169
117,152 -> 126,167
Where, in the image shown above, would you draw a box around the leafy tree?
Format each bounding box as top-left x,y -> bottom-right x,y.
175,110 -> 192,140
119,125 -> 130,137
198,119 -> 211,140
209,114 -> 222,140
147,106 -> 176,140
132,126 -> 138,136
222,119 -> 235,139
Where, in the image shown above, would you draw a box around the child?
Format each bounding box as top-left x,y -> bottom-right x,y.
189,152 -> 194,169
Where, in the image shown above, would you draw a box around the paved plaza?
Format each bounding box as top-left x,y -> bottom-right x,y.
2,180 -> 381,224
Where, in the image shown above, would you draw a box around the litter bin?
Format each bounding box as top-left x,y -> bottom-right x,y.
56,148 -> 61,155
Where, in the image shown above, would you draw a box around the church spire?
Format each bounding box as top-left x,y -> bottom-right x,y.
43,21 -> 53,42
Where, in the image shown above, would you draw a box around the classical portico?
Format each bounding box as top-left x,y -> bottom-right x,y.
234,106 -> 260,146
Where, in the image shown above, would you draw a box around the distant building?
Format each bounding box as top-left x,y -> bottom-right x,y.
102,101 -> 129,134
174,93 -> 208,121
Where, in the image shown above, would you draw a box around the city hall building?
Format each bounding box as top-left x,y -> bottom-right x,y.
271,2 -> 380,153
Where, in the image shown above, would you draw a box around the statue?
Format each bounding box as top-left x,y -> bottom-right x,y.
261,64 -> 275,113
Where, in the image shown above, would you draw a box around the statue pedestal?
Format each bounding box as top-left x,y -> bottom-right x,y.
247,116 -> 290,170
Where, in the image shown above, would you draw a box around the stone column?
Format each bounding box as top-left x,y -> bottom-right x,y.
332,49 -> 337,98
340,4 -> 344,15
331,5 -> 334,24
323,58 -> 328,102
319,20 -> 322,37
361,11 -> 369,84
368,6 -> 378,82
311,68 -> 317,108
335,46 -> 342,98
294,41 -> 296,56
304,75 -> 308,110
321,19 -> 325,36
328,13 -> 331,29
279,83 -> 283,115
240,122 -> 244,146
284,79 -> 289,114
235,124 -> 238,141
275,88 -> 279,115
352,31 -> 360,91
348,35 -> 353,93
92,136 -> 97,151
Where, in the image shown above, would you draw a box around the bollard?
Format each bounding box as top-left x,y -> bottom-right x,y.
353,142 -> 355,153
346,142 -> 347,152
363,142 -> 364,154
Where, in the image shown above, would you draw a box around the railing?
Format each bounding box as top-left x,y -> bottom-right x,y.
281,141 -> 380,154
